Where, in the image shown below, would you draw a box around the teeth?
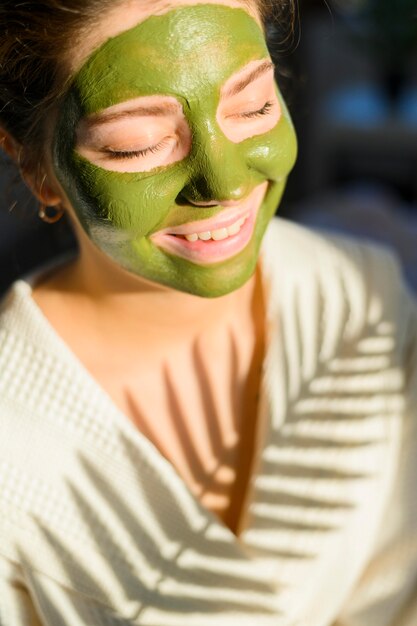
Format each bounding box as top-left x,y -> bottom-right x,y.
211,228 -> 228,241
227,221 -> 241,236
182,213 -> 249,243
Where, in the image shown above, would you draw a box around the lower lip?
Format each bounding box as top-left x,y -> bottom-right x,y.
151,207 -> 258,265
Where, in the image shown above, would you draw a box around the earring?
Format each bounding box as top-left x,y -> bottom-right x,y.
38,203 -> 64,224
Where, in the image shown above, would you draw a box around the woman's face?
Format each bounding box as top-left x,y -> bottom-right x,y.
53,0 -> 297,297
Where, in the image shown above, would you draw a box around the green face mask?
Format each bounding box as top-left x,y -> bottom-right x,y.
53,4 -> 297,297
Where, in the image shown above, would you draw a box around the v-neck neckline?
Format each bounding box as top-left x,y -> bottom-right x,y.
9,236 -> 277,546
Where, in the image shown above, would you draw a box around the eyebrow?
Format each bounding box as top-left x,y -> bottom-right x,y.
84,102 -> 180,127
82,60 -> 275,127
222,60 -> 275,98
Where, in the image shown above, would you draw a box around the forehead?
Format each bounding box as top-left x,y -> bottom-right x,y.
70,0 -> 261,71
72,4 -> 268,115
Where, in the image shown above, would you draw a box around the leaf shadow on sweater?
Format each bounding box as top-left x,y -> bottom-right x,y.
244,273 -> 403,562
20,431 -> 284,623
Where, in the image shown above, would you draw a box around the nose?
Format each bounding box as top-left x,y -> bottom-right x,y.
178,127 -> 252,206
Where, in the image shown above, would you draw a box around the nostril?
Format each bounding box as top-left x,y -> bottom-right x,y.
176,176 -> 250,207
175,190 -> 219,207
188,200 -> 219,207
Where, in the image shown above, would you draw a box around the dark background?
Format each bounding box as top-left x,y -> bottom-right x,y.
1,0 -> 417,292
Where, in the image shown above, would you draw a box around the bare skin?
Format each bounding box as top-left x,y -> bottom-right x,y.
29,0 -> 268,534
33,224 -> 265,533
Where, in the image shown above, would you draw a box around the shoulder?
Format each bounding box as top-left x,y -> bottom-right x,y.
0,282 -> 108,554
261,219 -> 417,404
0,280 -> 64,429
263,217 -> 416,337
263,216 -> 406,291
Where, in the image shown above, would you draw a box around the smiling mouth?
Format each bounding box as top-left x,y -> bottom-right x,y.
176,212 -> 250,242
150,181 -> 268,265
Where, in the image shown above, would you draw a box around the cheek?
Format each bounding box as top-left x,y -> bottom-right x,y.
67,157 -> 189,237
245,116 -> 298,181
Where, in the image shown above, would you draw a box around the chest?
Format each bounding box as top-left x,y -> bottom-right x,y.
96,328 -> 264,533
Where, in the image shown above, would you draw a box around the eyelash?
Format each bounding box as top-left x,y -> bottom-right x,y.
105,139 -> 170,160
100,101 -> 274,160
238,100 -> 274,119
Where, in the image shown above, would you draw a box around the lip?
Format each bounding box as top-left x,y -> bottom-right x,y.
155,203 -> 254,237
150,181 -> 268,265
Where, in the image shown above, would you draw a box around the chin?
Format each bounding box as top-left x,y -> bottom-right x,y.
160,248 -> 260,299
97,219 -> 266,298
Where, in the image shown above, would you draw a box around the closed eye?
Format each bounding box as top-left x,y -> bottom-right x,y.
104,138 -> 172,160
227,100 -> 275,120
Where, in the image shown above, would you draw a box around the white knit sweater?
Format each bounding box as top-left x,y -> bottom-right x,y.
0,218 -> 416,626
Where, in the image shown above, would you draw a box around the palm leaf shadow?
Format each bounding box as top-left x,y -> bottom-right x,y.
244,271 -> 400,562
59,450 -> 280,618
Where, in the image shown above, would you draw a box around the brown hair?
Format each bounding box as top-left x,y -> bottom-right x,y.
0,0 -> 293,175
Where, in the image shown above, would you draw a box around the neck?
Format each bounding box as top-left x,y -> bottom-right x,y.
43,238 -> 259,352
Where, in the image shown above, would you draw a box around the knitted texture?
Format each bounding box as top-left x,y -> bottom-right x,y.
0,219 -> 416,626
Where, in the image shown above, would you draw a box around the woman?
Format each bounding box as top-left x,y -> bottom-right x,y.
0,1 -> 416,624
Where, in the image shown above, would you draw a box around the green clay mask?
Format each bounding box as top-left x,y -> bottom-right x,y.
53,4 -> 297,297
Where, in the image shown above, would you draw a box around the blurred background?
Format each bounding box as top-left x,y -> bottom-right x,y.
280,0 -> 417,291
1,0 -> 417,293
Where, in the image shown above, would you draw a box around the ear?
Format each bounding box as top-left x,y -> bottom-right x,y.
0,126 -> 62,206
0,126 -> 21,164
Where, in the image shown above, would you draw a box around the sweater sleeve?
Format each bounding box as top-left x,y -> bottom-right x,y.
334,257 -> 417,626
0,558 -> 43,626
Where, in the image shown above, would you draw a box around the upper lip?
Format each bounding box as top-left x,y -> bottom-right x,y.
152,197 -> 262,238
152,205 -> 252,237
